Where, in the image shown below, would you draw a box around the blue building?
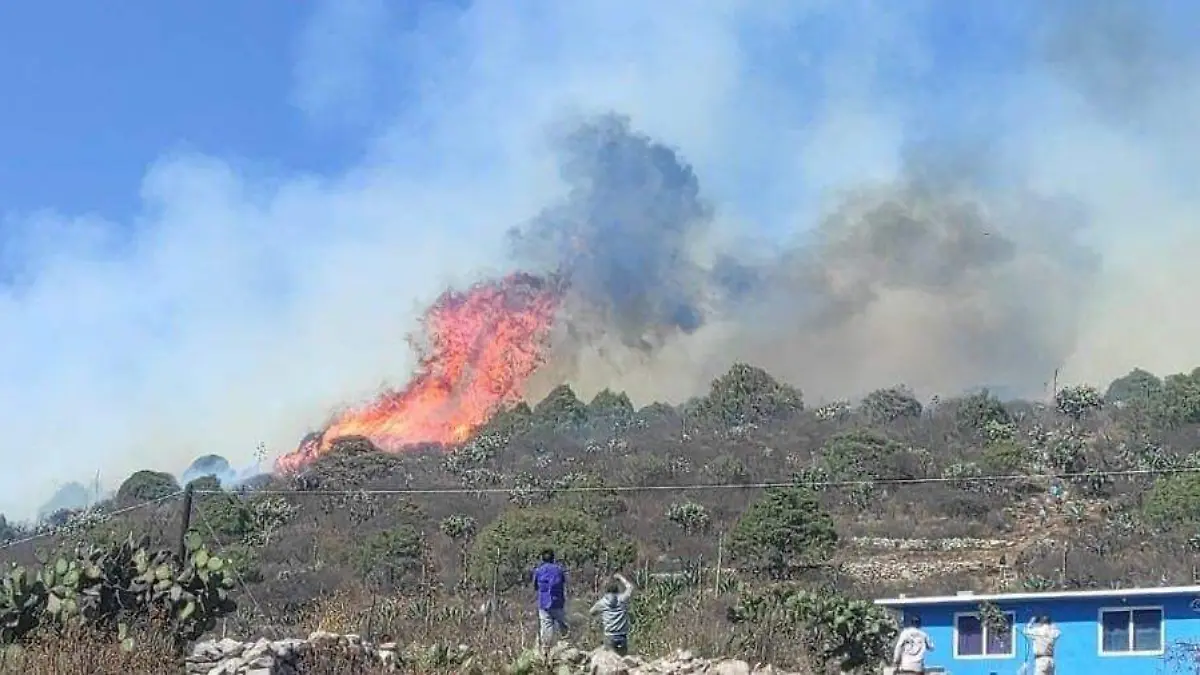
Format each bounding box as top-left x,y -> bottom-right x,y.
875,585 -> 1200,674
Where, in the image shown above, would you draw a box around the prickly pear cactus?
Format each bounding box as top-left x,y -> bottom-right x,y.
0,530 -> 237,644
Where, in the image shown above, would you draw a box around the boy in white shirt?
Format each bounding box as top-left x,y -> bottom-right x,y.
1022,614 -> 1060,675
892,615 -> 934,673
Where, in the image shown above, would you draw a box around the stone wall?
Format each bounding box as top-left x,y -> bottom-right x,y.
187,632 -> 806,674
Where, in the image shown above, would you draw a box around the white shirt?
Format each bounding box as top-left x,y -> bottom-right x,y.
893,626 -> 933,670
1023,621 -> 1060,658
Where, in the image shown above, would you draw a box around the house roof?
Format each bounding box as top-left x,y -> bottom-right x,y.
875,585 -> 1200,607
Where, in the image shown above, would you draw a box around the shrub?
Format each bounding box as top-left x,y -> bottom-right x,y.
820,430 -> 910,480
860,386 -> 922,423
953,390 -> 1012,434
116,471 -> 180,503
727,584 -> 896,671
1105,368 -> 1162,405
728,487 -> 837,577
465,506 -> 628,589
687,363 -> 803,429
532,385 -> 587,430
1143,474 -> 1200,530
349,526 -> 424,588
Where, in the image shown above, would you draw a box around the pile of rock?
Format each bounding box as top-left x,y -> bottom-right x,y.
187,632 -> 804,674
571,646 -> 800,674
186,631 -> 396,674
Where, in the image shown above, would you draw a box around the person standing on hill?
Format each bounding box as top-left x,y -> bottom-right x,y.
590,572 -> 635,655
1022,614 -> 1060,675
532,548 -> 568,649
892,615 -> 934,674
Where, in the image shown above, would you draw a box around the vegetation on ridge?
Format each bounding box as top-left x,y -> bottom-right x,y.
7,362 -> 1200,671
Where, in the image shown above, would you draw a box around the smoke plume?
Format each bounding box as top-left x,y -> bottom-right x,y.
4,0 -> 1200,514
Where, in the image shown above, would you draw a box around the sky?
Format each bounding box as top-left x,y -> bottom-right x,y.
2,0 -> 1200,517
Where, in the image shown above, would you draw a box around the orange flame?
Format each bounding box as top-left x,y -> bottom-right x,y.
276,273 -> 562,472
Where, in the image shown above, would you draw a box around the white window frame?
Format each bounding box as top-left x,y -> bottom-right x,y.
952,610 -> 1016,659
1097,605 -> 1165,656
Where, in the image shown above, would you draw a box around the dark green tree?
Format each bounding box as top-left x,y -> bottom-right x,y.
860,386 -> 922,423
1105,368 -> 1162,405
728,487 -> 837,577
116,470 -> 180,503
688,363 -> 803,428
465,506 -> 630,589
350,526 -> 424,589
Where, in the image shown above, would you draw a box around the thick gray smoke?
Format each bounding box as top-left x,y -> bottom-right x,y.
513,115 -> 1098,403
508,115 -> 718,349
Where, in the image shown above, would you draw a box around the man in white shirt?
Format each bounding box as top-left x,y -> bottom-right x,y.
1022,614 -> 1060,675
892,615 -> 934,673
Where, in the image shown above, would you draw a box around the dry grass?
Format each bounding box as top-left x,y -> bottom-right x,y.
0,622 -> 182,675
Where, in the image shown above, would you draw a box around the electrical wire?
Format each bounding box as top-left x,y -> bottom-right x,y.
0,489 -> 185,551
192,464 -> 1200,497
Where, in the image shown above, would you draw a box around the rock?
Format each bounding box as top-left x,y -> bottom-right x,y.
308,630 -> 339,642
216,637 -> 245,656
708,659 -> 751,675
589,648 -> 629,675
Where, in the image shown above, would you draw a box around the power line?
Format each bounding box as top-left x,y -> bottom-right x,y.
194,465 -> 1200,497
0,490 -> 185,552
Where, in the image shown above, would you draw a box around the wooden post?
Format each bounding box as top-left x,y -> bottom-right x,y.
176,483 -> 195,560
714,533 -> 723,595
1059,544 -> 1068,584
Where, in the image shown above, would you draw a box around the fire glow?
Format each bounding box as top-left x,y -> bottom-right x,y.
275,273 -> 563,472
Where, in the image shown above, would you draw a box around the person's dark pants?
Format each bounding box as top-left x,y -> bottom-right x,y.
604,634 -> 628,655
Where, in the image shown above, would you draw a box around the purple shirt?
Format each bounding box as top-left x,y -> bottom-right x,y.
532,562 -> 566,610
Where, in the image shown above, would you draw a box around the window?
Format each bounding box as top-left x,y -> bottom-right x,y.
1099,607 -> 1163,655
954,611 -> 1015,658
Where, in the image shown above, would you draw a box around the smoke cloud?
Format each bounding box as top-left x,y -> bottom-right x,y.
4,0 -> 1200,516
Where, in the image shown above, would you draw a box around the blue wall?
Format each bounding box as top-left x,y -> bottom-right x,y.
891,593 -> 1200,675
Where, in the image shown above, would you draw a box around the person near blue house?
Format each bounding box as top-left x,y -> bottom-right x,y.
532,548 -> 569,649
1022,614 -> 1060,675
892,615 -> 933,673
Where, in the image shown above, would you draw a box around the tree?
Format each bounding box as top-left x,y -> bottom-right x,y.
1143,474 -> 1200,530
350,526 -> 424,589
465,506 -> 630,589
532,385 -> 588,429
820,430 -> 911,480
728,487 -> 837,577
953,389 -> 1011,434
860,386 -> 922,423
688,363 -> 803,429
186,475 -> 222,493
116,470 -> 180,503
1105,368 -> 1162,405
1152,372 -> 1200,426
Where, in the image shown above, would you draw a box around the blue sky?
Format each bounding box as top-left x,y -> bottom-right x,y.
0,2 -> 360,219
0,1 -> 1031,221
1,0 -> 1199,517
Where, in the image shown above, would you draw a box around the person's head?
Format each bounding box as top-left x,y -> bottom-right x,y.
908,616 -> 921,628
604,577 -> 621,595
540,548 -> 555,563
1038,614 -> 1052,624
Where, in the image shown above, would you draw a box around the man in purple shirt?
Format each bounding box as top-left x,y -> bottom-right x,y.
532,548 -> 568,648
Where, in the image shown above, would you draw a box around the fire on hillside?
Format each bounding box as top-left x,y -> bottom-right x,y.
274,273 -> 563,473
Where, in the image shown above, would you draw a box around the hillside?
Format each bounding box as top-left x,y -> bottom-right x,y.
4,363 -> 1200,671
